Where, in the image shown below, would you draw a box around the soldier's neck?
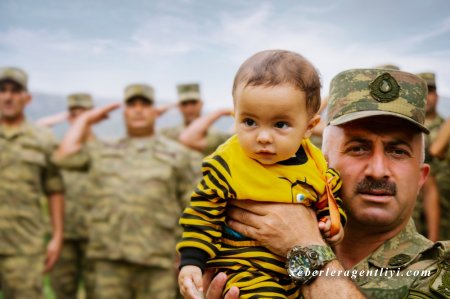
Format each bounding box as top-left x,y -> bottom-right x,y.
335,221 -> 404,269
0,114 -> 26,128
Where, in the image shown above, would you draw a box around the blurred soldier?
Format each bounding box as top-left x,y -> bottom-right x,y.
161,83 -> 231,156
0,67 -> 64,298
53,84 -> 196,299
374,63 -> 400,70
49,93 -> 96,299
417,72 -> 450,240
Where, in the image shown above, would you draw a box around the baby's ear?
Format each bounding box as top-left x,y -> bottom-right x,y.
304,115 -> 321,138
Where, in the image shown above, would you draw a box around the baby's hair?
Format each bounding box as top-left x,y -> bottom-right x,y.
232,50 -> 321,115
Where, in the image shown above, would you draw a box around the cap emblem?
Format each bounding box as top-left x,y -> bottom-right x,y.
369,73 -> 400,103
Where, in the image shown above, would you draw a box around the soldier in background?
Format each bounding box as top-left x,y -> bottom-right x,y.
53,84 -> 196,299
418,72 -> 450,241
0,67 -> 64,298
161,83 -> 231,156
49,93 -> 96,299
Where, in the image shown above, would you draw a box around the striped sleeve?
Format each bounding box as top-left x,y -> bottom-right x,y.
315,167 -> 347,226
176,154 -> 234,271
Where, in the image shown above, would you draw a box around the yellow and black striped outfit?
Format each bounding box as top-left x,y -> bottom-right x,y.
177,135 -> 346,298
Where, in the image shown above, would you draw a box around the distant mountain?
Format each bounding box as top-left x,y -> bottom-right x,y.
27,92 -> 233,139
25,92 -> 450,140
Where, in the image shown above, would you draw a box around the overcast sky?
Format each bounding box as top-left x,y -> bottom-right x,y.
1,0 -> 450,115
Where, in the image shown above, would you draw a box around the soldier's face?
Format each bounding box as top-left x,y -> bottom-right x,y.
179,100 -> 202,125
425,88 -> 438,115
324,116 -> 429,232
68,107 -> 90,124
124,97 -> 156,136
0,81 -> 31,121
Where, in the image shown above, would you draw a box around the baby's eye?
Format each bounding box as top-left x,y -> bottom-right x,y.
243,118 -> 256,127
274,121 -> 289,129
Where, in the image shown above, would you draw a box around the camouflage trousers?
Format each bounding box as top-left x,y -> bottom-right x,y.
0,253 -> 44,299
92,259 -> 176,299
50,239 -> 94,299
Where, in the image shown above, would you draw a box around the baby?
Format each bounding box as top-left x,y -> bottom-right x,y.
177,50 -> 346,299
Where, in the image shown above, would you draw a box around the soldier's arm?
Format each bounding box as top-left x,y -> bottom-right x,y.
36,111 -> 68,127
422,175 -> 440,242
429,118 -> 450,159
42,133 -> 65,272
45,192 -> 64,272
54,103 -> 120,160
179,108 -> 232,153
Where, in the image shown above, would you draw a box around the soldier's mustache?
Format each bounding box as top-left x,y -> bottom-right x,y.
356,178 -> 397,195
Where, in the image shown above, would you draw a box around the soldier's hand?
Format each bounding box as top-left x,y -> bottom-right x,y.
44,237 -> 62,272
83,102 -> 121,125
156,102 -> 177,117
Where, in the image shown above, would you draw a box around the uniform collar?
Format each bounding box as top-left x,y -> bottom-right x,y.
0,120 -> 30,139
356,219 -> 433,270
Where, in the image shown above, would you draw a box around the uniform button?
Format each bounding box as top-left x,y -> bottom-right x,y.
388,254 -> 411,266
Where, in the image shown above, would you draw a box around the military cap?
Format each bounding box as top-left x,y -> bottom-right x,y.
177,83 -> 201,103
416,72 -> 436,87
0,67 -> 28,90
374,64 -> 400,71
67,93 -> 94,109
327,68 -> 429,133
124,84 -> 154,103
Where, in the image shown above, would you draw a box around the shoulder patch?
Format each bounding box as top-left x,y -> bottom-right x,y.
362,286 -> 408,299
430,258 -> 450,298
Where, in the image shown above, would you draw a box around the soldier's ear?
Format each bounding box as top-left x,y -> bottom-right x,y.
24,92 -> 32,105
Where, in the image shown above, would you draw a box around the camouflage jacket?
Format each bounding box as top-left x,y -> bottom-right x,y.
0,121 -> 64,255
61,139 -> 100,240
54,134 -> 197,268
160,123 -> 231,156
353,220 -> 450,298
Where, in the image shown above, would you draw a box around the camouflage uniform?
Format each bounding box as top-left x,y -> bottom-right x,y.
54,84 -> 196,299
50,93 -> 96,299
327,69 -> 450,298
412,72 -> 450,240
0,122 -> 64,299
353,220 -> 450,298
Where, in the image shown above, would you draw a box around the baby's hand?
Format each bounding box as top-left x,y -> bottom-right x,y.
318,217 -> 344,246
179,265 -> 205,299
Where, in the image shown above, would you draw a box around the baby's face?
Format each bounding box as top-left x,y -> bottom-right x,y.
234,84 -> 317,165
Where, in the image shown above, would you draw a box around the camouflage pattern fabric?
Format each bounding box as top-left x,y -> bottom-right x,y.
54,134 -> 197,295
92,259 -> 176,299
327,69 -> 428,133
427,116 -> 450,241
60,140 -> 99,240
67,93 -> 94,109
353,220 -> 450,298
124,84 -> 154,103
0,121 -> 64,255
0,254 -> 44,299
177,83 -> 200,103
413,115 -> 446,237
0,67 -> 28,90
50,240 -> 94,299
